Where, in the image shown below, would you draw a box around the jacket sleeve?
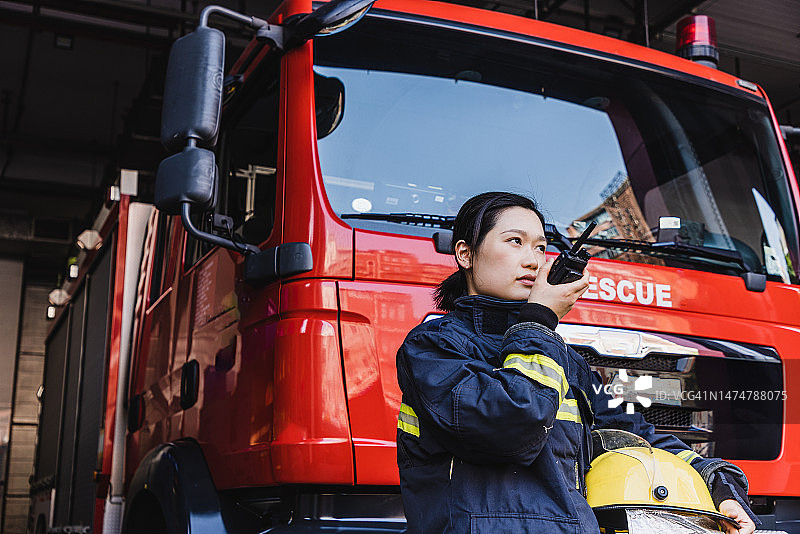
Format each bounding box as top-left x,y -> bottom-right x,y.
396,320 -> 572,465
587,370 -> 761,525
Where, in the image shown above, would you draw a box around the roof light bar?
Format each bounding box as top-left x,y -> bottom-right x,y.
676,15 -> 719,69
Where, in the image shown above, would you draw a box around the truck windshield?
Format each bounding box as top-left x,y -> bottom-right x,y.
313,15 -> 799,282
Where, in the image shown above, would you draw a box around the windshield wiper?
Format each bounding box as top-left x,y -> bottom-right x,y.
341,216 -> 752,273
549,225 -> 767,290
545,224 -> 576,251
545,223 -> 749,271
580,236 -> 752,273
340,212 -> 455,228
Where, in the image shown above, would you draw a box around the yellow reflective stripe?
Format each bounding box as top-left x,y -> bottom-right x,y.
676,449 -> 701,464
399,403 -> 418,419
504,361 -> 564,401
503,353 -> 569,404
397,403 -> 420,437
556,398 -> 581,423
398,419 -> 419,437
676,449 -> 701,463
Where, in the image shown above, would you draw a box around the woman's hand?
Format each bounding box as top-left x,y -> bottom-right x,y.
719,499 -> 756,534
527,258 -> 590,320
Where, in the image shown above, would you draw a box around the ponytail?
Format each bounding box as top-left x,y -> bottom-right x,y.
433,270 -> 467,312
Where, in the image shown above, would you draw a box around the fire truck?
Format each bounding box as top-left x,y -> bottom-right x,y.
29,0 -> 800,532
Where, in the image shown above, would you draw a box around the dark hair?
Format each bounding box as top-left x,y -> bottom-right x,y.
433,192 -> 545,311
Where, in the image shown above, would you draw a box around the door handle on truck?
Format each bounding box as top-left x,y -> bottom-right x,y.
243,241 -> 313,286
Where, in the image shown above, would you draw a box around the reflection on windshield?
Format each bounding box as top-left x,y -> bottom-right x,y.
568,173 -> 662,266
313,20 -> 798,281
753,188 -> 796,282
315,67 -> 623,221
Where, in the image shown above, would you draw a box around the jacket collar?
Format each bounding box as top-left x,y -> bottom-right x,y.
453,295 -> 524,336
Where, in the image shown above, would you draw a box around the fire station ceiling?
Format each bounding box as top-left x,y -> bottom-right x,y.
0,0 -> 798,285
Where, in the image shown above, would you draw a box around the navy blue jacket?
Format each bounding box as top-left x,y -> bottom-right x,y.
396,295 -> 754,533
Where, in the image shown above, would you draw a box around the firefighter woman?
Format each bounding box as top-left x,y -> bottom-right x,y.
395,192 -> 759,533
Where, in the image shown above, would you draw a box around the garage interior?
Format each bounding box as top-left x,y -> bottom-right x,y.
0,0 -> 798,531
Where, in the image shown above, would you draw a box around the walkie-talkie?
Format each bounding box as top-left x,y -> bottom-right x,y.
547,222 -> 596,285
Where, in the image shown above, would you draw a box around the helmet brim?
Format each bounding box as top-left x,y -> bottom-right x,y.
593,504 -> 740,532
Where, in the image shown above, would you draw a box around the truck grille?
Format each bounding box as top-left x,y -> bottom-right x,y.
571,336 -> 783,461
637,406 -> 693,427
573,346 -> 680,372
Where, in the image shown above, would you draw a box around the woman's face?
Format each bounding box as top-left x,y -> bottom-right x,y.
456,206 -> 548,301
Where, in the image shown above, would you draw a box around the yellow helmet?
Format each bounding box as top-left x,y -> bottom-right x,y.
586,430 -> 738,533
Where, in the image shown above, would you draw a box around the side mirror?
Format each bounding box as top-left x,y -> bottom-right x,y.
154,147 -> 218,215
315,73 -> 345,139
156,23 -> 224,221
155,15 -> 252,254
155,145 -> 258,254
161,26 -> 225,153
276,0 -> 375,50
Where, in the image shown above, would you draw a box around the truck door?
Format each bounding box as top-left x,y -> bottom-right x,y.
177,52 -> 283,487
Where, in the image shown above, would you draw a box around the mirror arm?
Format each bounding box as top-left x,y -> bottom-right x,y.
198,5 -> 286,50
180,202 -> 260,255
199,5 -> 268,29
780,125 -> 800,139
255,25 -> 286,51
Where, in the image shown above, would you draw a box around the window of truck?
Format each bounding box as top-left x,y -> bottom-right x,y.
183,55 -> 280,269
313,15 -> 799,283
149,211 -> 173,306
